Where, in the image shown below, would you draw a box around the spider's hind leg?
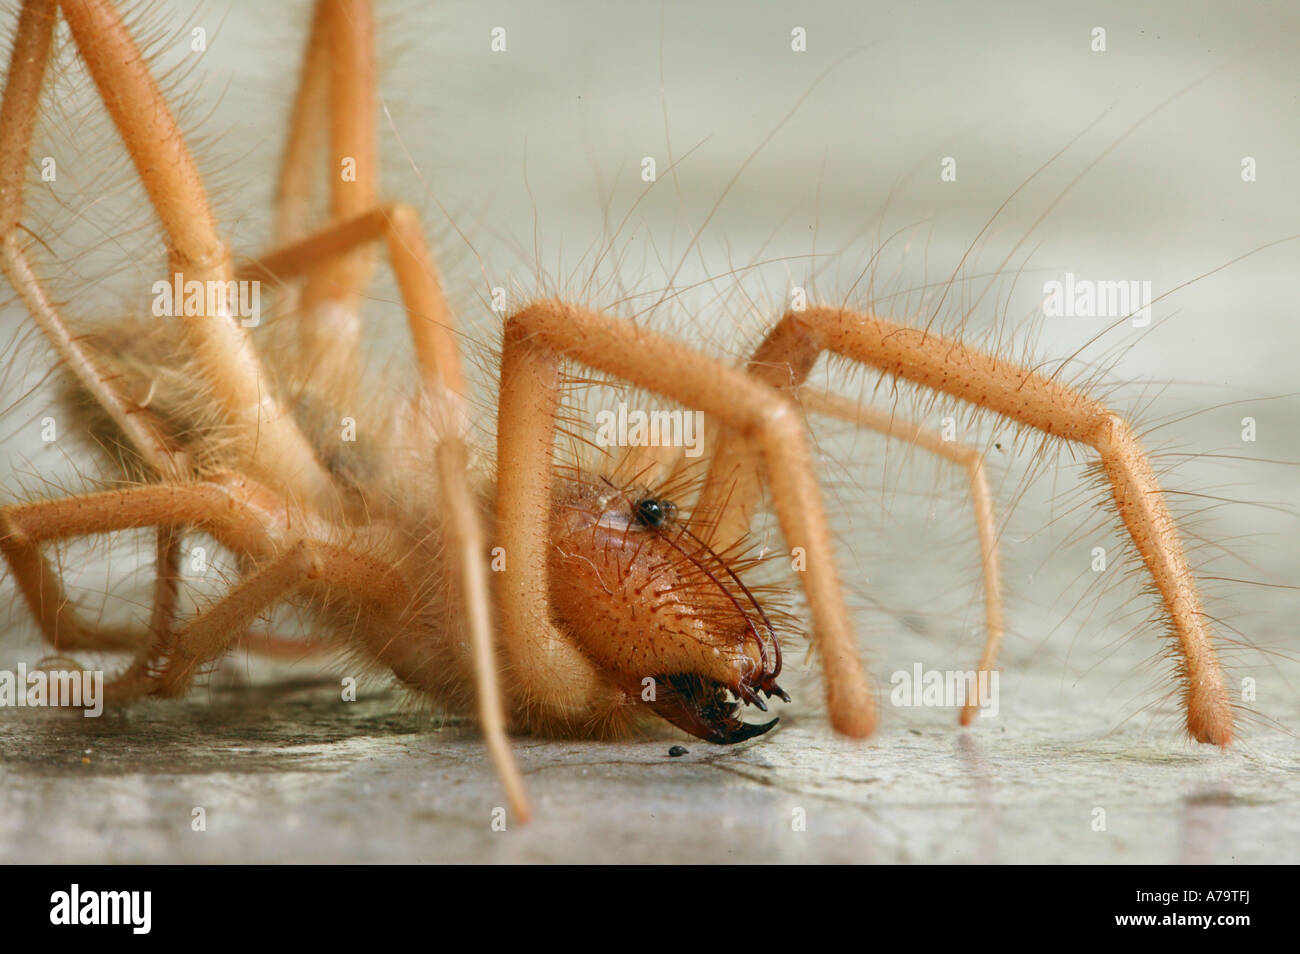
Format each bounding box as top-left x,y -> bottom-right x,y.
0,0 -> 189,482
49,0 -> 337,508
0,477 -> 409,701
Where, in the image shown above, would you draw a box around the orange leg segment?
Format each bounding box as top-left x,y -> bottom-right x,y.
704,308 -> 1230,745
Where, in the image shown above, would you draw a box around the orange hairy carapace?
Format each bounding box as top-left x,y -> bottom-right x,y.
547,482 -> 787,742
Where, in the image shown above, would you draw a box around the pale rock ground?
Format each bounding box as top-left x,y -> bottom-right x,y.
1,617 -> 1296,863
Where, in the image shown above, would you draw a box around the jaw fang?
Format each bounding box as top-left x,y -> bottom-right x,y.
647,673 -> 784,744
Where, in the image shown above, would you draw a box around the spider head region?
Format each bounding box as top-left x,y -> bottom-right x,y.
547,486 -> 789,745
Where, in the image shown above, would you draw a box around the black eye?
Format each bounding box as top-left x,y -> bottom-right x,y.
634,497 -> 676,528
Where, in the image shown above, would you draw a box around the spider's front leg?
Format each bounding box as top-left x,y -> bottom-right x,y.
701,307 -> 1232,745
495,301 -> 877,739
692,330 -> 1008,726
793,386 -> 1005,727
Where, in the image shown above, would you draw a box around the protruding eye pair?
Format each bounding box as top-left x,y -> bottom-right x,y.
633,497 -> 677,529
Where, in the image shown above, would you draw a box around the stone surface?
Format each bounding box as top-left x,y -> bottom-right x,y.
2,657 -> 1296,863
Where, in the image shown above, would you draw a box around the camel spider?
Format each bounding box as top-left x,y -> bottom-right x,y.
0,0 -> 1233,825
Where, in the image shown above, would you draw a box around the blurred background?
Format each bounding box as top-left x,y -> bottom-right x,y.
0,0 -> 1296,862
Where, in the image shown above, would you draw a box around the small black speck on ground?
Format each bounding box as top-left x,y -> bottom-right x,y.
668,745 -> 688,757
